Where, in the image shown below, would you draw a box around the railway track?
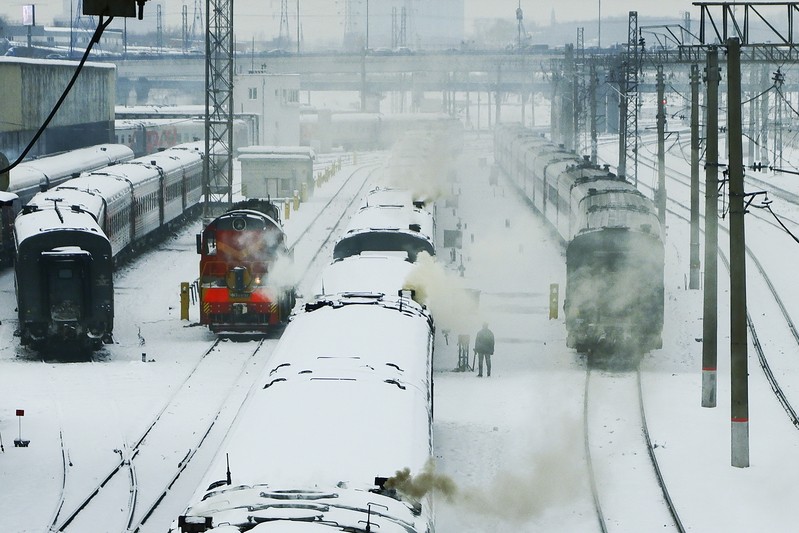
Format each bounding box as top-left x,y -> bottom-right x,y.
631,145 -> 799,432
583,367 -> 685,533
44,158 -> 386,532
53,338 -> 268,532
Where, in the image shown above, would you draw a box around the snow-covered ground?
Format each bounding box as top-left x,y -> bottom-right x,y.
2,125 -> 799,533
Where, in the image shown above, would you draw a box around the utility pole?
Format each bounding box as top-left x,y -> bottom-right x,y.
191,0 -> 203,48
562,45 -> 574,151
296,0 -> 301,54
182,5 -> 188,52
656,65 -> 666,224
495,63 -> 502,125
747,68 -> 756,165
279,0 -> 290,49
618,11 -> 639,183
773,68 -> 784,168
391,7 -> 398,49
759,66 -> 770,166
157,4 -> 163,51
689,64 -> 701,290
589,62 -> 598,164
727,37 -> 749,469
360,50 -> 366,111
549,69 -> 568,144
701,46 -> 719,409
576,27 -> 585,154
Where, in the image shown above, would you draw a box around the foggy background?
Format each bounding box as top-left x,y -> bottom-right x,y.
0,0 -> 695,49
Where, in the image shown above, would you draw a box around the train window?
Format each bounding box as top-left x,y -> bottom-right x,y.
58,268 -> 73,279
206,234 -> 217,255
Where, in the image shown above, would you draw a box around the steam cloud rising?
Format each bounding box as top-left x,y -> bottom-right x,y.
404,251 -> 481,334
386,421 -> 584,525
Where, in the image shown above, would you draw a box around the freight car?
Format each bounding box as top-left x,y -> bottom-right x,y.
0,144 -> 134,265
13,142 -> 205,351
196,199 -> 296,333
494,124 -> 664,358
174,274 -> 434,533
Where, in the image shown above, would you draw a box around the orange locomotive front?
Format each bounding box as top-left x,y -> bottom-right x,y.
197,201 -> 295,333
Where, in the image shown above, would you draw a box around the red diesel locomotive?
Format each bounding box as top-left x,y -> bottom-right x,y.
197,200 -> 296,333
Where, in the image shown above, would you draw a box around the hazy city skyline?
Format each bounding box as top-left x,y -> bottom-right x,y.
1,0 -> 693,41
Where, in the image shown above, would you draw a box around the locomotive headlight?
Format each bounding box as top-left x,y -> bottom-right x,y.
254,276 -> 262,285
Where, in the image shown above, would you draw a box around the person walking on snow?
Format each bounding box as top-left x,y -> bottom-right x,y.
474,322 -> 494,377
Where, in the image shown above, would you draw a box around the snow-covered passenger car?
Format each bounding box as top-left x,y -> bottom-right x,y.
0,144 -> 134,265
333,203 -> 435,262
13,142 -> 205,351
174,292 -> 435,533
494,123 -> 664,359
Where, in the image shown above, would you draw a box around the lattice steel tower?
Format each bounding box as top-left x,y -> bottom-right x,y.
190,0 -> 203,45
618,11 -> 639,183
279,0 -> 291,49
203,0 -> 234,218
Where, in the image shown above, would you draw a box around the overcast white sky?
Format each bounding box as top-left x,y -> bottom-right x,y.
1,0 -> 694,40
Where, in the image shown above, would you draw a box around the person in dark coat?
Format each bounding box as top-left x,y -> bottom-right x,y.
474,322 -> 495,377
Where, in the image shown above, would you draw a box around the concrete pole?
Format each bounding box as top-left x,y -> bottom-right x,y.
466,83 -> 471,127
563,45 -> 575,152
495,64 -> 502,124
477,90 -> 481,132
727,37 -> 749,469
487,89 -> 492,128
656,65 -> 666,224
531,69 -> 536,127
360,50 -> 366,112
702,47 -> 719,409
748,67 -> 756,165
590,62 -> 598,165
617,66 -> 627,178
760,65 -> 770,166
521,90 -> 527,127
690,64 -> 701,290
551,73 -> 560,143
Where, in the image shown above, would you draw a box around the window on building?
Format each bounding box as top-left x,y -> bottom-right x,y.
248,87 -> 257,100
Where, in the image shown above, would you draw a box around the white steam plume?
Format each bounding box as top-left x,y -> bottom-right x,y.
404,251 -> 481,334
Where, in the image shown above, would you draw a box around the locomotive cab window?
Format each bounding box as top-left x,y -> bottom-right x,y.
204,233 -> 217,255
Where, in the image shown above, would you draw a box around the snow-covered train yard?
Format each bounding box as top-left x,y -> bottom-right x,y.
2,131 -> 799,532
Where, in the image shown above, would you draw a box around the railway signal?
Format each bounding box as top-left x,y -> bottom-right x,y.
14,409 -> 29,448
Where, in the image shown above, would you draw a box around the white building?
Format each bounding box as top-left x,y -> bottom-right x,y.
234,72 -> 300,146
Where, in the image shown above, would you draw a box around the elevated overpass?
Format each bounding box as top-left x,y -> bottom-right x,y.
112,49 -> 560,104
